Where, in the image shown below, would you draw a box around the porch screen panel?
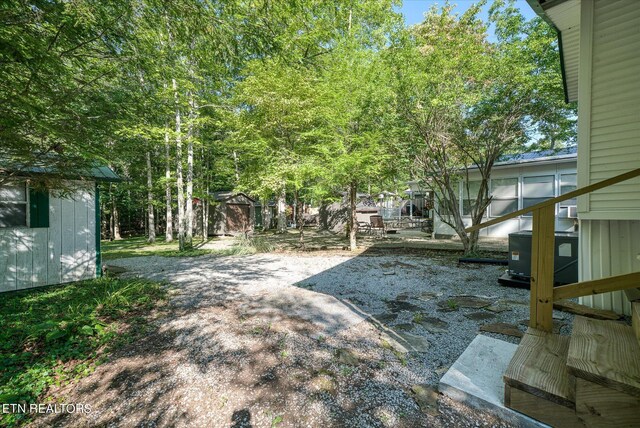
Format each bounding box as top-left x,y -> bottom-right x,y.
462,181 -> 481,216
490,177 -> 518,217
522,175 -> 554,216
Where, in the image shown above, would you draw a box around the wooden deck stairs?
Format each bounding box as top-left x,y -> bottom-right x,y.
504,306 -> 640,427
463,168 -> 640,427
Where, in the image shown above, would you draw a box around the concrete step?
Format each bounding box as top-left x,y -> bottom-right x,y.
439,334 -> 548,428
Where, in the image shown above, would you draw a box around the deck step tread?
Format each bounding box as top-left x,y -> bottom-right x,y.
567,316 -> 640,397
553,299 -> 621,320
504,327 -> 575,407
624,287 -> 640,303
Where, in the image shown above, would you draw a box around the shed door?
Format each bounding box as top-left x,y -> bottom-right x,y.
226,204 -> 250,232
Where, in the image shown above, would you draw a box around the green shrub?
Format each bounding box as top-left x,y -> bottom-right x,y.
0,278 -> 166,427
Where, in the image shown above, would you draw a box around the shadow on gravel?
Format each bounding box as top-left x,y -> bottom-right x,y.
33,245 -> 522,428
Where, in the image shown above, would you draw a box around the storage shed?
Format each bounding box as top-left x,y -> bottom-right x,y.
0,165 -> 120,293
208,191 -> 255,236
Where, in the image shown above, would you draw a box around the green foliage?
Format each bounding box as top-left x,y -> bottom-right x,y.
0,278 -> 166,427
390,0 -> 575,254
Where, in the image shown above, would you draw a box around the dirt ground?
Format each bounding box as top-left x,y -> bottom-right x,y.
31,248 -> 540,428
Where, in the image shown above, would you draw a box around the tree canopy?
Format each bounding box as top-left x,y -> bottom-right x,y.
0,0 -> 576,252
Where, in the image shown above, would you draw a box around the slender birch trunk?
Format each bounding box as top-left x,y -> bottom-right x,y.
262,198 -> 271,231
112,197 -> 121,240
173,78 -> 186,251
165,126 -> 173,242
349,182 -> 357,251
146,151 -> 156,243
295,189 -> 304,248
277,187 -> 287,233
233,150 -> 240,183
185,95 -> 195,249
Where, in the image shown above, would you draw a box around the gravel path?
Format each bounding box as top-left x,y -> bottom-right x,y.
33,251 -> 573,428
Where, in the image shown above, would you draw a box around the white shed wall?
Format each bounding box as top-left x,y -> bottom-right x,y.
0,183 -> 96,292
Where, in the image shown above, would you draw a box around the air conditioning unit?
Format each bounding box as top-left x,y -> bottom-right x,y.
567,206 -> 578,219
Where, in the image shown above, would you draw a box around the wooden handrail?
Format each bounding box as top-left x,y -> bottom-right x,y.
466,168 -> 640,233
553,272 -> 640,300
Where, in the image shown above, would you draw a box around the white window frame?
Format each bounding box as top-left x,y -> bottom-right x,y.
522,174 -> 556,218
489,177 -> 519,218
0,180 -> 29,228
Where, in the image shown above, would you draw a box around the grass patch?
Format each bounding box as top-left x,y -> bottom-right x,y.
101,236 -> 213,260
102,235 -> 275,260
0,277 -> 167,427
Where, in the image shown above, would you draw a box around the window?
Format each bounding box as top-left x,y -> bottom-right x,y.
437,182 -> 459,216
0,181 -> 28,227
522,175 -> 555,216
490,178 -> 518,217
558,173 -> 577,217
462,180 -> 481,216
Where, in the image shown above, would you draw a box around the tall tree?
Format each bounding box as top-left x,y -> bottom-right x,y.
392,1 -> 575,254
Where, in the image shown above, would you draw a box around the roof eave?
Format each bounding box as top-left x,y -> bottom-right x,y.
526,0 -> 574,103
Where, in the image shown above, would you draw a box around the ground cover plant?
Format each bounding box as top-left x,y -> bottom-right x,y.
0,278 -> 167,427
102,235 -> 275,260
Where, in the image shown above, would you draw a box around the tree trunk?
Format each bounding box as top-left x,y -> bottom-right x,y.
233,150 -> 240,183
262,198 -> 271,231
277,187 -> 286,233
165,127 -> 173,242
146,151 -> 156,243
185,95 -> 195,249
112,194 -> 121,240
173,78 -> 186,251
349,181 -> 357,251
202,183 -> 209,240
295,189 -> 304,248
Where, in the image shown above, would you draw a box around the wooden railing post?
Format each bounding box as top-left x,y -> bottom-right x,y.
530,205 -> 555,332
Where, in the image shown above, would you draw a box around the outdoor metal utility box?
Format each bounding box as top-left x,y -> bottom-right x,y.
508,231 -> 579,285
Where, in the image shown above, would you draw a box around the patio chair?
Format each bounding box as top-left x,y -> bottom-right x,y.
369,215 -> 385,237
357,221 -> 371,235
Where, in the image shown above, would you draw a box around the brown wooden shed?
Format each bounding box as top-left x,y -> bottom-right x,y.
208,191 -> 255,236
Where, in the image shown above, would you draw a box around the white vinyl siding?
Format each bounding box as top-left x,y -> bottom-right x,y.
582,0 -> 640,218
0,183 -> 97,292
578,219 -> 640,316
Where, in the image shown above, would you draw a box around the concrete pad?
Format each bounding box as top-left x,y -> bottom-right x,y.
439,334 -> 549,428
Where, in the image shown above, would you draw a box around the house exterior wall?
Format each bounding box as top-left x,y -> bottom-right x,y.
577,0 -> 640,219
0,182 -> 97,292
576,0 -> 640,315
434,160 -> 577,238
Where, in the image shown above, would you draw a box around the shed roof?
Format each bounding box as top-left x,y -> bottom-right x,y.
2,162 -> 121,182
211,191 -> 256,203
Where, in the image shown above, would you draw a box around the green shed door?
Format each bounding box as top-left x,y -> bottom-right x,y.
29,188 -> 50,228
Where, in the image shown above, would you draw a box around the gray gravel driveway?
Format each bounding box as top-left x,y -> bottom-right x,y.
33,250 -> 572,428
